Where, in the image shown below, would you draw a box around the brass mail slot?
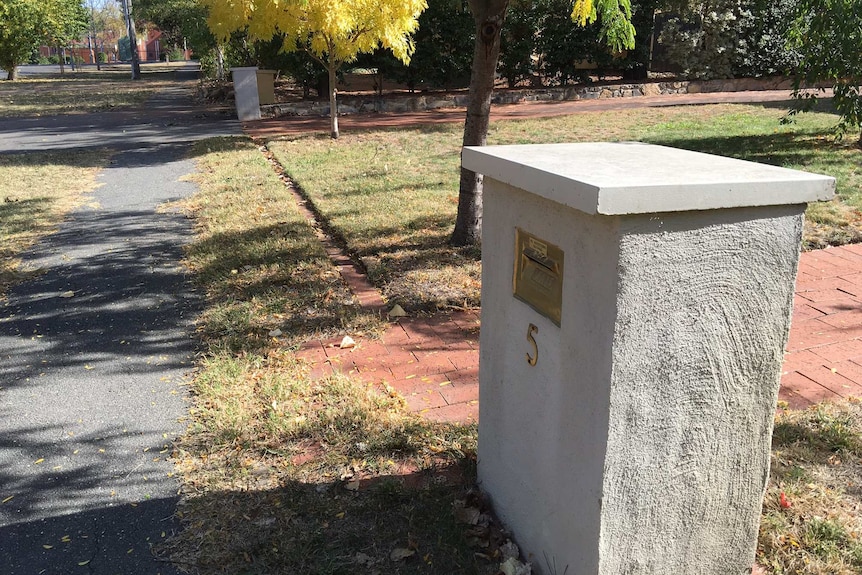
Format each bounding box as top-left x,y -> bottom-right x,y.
513,228 -> 564,326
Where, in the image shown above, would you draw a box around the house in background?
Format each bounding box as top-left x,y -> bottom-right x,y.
38,26 -> 189,65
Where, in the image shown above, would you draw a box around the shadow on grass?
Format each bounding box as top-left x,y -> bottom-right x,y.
643,129 -> 848,168
0,197 -> 53,239
772,407 -> 862,465
188,220 -> 379,353
159,461 -> 491,575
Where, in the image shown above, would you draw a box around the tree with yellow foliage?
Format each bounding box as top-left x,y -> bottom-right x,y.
203,0 -> 427,138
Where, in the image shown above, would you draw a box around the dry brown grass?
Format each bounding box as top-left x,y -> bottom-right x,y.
0,151 -> 109,297
0,73 -> 174,117
759,401 -> 862,573
162,137 -> 492,574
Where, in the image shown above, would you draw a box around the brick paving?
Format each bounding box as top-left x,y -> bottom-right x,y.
294,244 -> 862,423
254,88 -> 860,422
243,89 -> 801,140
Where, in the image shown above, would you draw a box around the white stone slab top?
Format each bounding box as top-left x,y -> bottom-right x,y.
462,142 -> 835,215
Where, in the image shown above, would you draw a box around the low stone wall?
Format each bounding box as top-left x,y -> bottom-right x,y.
260,76 -> 792,119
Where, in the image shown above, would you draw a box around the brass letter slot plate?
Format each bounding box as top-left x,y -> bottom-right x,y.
513,228 -> 563,326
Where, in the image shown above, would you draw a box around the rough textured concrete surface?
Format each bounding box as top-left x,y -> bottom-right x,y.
600,206 -> 804,574
469,143 -> 833,575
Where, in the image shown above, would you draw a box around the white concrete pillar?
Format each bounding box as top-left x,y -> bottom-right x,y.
231,66 -> 261,122
463,142 -> 835,575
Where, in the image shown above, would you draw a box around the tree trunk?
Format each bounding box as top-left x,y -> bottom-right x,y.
124,0 -> 141,79
215,44 -> 225,81
4,66 -> 16,81
328,63 -> 339,139
450,0 -> 509,247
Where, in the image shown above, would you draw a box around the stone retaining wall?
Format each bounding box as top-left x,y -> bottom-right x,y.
260,76 -> 795,119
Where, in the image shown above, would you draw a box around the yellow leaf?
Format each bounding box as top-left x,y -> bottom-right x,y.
439,381 -> 451,386
335,511 -> 345,519
78,560 -> 90,566
33,458 -> 44,465
2,495 -> 14,504
43,545 -> 53,549
84,365 -> 94,370
61,535 -> 71,542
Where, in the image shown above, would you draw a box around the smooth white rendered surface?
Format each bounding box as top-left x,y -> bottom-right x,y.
462,142 -> 835,215
231,67 -> 261,122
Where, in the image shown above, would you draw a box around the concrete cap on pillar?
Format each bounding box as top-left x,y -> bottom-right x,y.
462,142 -> 836,215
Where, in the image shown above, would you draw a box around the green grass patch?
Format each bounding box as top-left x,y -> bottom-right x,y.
0,150 -> 110,297
164,137 -> 490,574
268,102 -> 862,312
759,401 -> 862,574
179,137 -> 382,352
0,72 -> 175,117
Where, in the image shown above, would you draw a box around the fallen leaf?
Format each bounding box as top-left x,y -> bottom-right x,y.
779,492 -> 791,509
339,335 -> 356,349
2,496 -> 13,504
59,291 -> 75,298
84,365 -> 94,370
344,480 -> 361,491
42,545 -> 53,549
33,458 -> 44,465
78,560 -> 90,566
390,548 -> 415,562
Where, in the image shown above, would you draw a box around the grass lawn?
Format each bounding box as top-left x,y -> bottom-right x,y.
0,151 -> 110,297
161,138 -> 487,574
267,102 -> 862,312
167,108 -> 862,572
761,402 -> 862,573
0,70 -> 177,117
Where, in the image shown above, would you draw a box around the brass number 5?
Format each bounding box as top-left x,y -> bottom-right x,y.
526,323 -> 538,366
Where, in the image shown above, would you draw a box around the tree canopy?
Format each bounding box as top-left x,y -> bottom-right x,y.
0,0 -> 88,80
203,0 -> 428,137
451,0 -> 636,246
787,0 -> 862,143
0,0 -> 46,80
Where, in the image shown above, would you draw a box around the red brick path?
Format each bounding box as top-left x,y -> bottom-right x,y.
781,243 -> 862,408
295,244 -> 862,424
261,88 -> 857,422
